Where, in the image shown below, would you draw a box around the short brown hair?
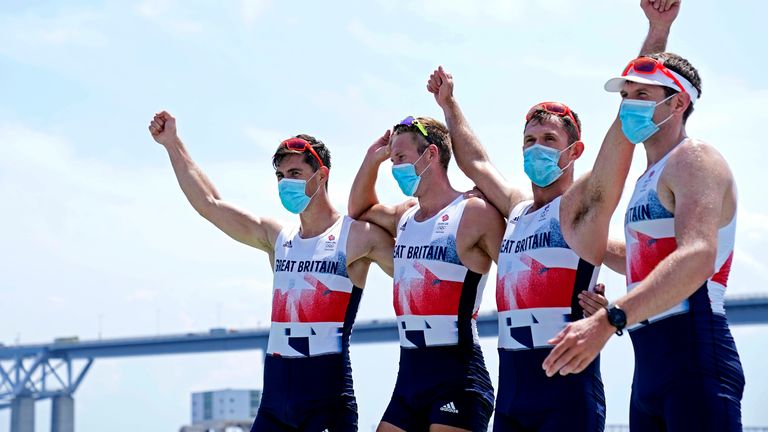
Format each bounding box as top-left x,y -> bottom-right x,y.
272,134 -> 331,172
524,109 -> 582,146
392,116 -> 452,169
646,52 -> 702,122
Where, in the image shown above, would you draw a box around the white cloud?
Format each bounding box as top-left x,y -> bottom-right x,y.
347,19 -> 443,59
241,0 -> 272,27
401,0 -> 525,26
135,0 -> 205,36
0,10 -> 108,51
243,126 -> 288,151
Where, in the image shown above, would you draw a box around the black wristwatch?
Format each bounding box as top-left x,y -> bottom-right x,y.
605,305 -> 627,336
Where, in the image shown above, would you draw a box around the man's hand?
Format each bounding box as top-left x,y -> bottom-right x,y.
542,311 -> 615,377
463,186 -> 486,201
365,129 -> 392,166
149,111 -> 180,147
580,283 -> 609,318
642,0 -> 680,29
427,66 -> 455,109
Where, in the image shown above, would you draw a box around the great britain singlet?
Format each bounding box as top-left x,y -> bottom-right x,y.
496,196 -> 600,349
493,196 -> 605,432
623,142 -> 744,431
253,216 -> 361,432
382,196 -> 494,432
393,196 -> 487,348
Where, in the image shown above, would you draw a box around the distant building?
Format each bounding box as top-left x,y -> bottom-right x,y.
180,389 -> 261,432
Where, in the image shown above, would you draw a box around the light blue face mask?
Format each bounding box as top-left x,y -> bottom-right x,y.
277,171 -> 320,214
523,142 -> 575,188
391,150 -> 431,196
619,94 -> 676,144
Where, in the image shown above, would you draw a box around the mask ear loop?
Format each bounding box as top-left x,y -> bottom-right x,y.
413,146 -> 434,177
559,141 -> 579,171
305,169 -> 324,203
655,93 -> 679,127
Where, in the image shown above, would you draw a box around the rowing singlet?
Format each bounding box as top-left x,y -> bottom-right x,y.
493,196 -> 605,432
269,216 -> 361,357
393,196 -> 487,348
623,145 -> 743,400
383,196 -> 494,432
496,196 -> 600,350
257,216 -> 362,430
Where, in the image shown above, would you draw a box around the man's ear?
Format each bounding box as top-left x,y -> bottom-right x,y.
317,166 -> 330,186
570,141 -> 585,160
673,92 -> 691,116
429,143 -> 439,161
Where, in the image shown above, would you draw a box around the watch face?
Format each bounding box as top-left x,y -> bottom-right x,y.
609,307 -> 627,328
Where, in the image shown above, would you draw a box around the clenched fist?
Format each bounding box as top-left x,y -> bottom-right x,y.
149,111 -> 180,147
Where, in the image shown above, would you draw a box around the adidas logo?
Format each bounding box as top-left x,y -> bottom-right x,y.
282,240 -> 292,248
439,402 -> 459,414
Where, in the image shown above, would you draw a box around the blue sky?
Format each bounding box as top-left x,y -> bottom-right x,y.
1,0 -> 766,430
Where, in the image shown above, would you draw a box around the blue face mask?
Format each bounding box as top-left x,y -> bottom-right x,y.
277,171 -> 320,214
391,150 -> 431,196
523,143 -> 575,188
619,94 -> 676,144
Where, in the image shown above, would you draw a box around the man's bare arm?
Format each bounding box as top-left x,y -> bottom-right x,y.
560,118 -> 634,265
360,221 -> 396,277
604,238 -> 627,275
348,130 -> 415,237
150,111 -> 281,252
639,0 -> 680,55
428,67 -> 528,217
468,198 -> 506,264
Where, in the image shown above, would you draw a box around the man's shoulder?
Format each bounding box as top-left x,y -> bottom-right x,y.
461,196 -> 505,222
346,217 -> 389,240
671,138 -> 725,163
666,138 -> 731,179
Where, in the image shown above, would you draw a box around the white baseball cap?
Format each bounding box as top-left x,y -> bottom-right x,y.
604,57 -> 699,104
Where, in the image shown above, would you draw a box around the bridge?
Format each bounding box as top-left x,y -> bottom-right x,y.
2,294 -> 767,432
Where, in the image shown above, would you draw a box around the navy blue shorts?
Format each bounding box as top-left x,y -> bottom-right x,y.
629,305 -> 745,432
251,353 -> 357,432
381,344 -> 494,432
251,397 -> 357,432
493,348 -> 605,432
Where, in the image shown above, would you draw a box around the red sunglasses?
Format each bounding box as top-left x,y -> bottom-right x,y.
526,102 -> 581,138
280,137 -> 325,168
622,57 -> 687,95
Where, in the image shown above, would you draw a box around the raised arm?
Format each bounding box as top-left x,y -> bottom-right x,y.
427,67 -> 528,217
348,130 -> 415,237
149,111 -> 281,253
560,117 -> 634,265
639,0 -> 680,55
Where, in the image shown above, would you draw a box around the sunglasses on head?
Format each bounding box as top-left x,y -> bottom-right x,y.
396,116 -> 430,138
280,137 -> 325,168
622,57 -> 687,96
525,102 -> 581,138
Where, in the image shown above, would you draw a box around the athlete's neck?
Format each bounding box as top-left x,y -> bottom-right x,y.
414,170 -> 461,220
298,191 -> 341,238
530,172 -> 573,211
643,125 -> 688,167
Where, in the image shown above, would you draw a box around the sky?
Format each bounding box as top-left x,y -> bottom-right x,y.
1,0 -> 766,430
